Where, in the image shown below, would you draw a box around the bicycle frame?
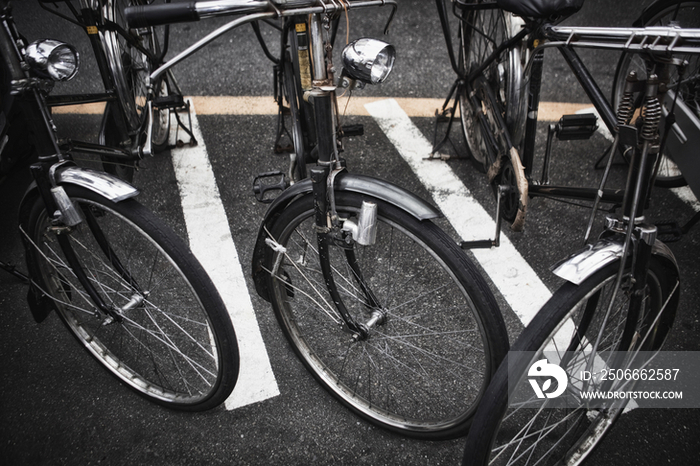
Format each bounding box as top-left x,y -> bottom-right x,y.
436,0 -> 700,244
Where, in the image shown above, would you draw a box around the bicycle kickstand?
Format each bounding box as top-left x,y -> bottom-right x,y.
460,185 -> 510,249
428,78 -> 469,161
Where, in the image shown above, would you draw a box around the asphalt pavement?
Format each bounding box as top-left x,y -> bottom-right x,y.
1,1 -> 699,465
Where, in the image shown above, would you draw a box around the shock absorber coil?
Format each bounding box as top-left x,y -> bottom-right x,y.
617,71 -> 638,126
641,74 -> 661,141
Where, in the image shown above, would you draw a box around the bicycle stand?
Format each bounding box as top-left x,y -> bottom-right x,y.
156,95 -> 198,150
428,78 -> 470,161
460,185 -> 510,249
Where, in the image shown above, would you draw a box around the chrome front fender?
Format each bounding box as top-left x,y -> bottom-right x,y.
552,236 -> 679,285
54,166 -> 139,202
251,172 -> 442,302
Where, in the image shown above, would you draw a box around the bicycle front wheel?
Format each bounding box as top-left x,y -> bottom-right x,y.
21,185 -> 239,411
263,192 -> 509,439
463,256 -> 679,465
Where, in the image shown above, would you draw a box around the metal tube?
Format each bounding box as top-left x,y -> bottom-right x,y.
309,14 -> 326,81
195,0 -> 269,18
149,12 -> 276,83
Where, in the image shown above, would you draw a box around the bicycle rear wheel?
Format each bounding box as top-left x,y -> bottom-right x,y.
459,4 -> 528,228
21,185 -> 239,411
263,192 -> 509,439
462,256 -> 679,465
612,0 -> 700,188
101,0 -> 171,180
459,4 -> 527,169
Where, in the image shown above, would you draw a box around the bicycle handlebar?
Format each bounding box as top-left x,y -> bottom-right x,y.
125,2 -> 199,28
125,1 -> 271,28
125,0 -> 397,31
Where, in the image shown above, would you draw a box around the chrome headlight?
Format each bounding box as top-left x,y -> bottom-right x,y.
342,38 -> 395,85
26,40 -> 80,81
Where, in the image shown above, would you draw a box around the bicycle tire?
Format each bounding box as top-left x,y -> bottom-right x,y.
263,191 -> 509,439
462,256 -> 679,465
21,185 -> 239,411
459,4 -> 527,170
611,0 -> 700,188
459,4 -> 528,228
282,54 -> 307,181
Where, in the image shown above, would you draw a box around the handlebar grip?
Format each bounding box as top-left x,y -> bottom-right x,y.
125,2 -> 199,28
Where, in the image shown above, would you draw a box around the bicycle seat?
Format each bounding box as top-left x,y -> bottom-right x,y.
497,0 -> 584,19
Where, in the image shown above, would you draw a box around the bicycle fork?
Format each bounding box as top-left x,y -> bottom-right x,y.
26,163 -> 146,325
304,13 -> 382,341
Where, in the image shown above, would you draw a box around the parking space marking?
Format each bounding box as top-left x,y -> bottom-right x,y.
170,100 -> 279,410
51,96 -> 593,119
366,98 -> 552,325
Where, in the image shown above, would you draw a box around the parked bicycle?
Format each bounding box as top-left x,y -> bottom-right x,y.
430,0 -> 697,464
37,0 -> 194,182
434,0 -> 700,242
125,0 -> 510,439
0,0 -> 238,411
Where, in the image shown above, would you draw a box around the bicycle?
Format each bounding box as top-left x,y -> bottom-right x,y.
431,1 -> 697,464
0,0 -> 239,411
125,0 -> 510,439
433,0 -> 700,244
37,0 -> 194,182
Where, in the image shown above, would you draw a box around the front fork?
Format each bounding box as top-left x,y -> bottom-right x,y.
308,86 -> 381,340
28,163 -> 141,323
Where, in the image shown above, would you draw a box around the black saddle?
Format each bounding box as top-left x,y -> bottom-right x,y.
497,0 -> 584,19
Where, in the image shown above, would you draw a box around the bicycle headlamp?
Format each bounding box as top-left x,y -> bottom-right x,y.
26,40 -> 80,81
342,38 -> 396,85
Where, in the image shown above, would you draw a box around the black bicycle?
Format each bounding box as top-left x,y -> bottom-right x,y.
432,0 -> 697,464
0,0 -> 239,411
125,0 -> 510,440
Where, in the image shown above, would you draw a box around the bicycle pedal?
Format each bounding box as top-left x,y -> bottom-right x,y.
153,94 -> 186,110
556,114 -> 598,141
340,124 -> 364,138
253,171 -> 288,203
656,221 -> 683,243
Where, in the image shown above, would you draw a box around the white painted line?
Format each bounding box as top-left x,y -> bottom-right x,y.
671,186 -> 700,212
170,100 -> 279,409
365,98 -> 552,326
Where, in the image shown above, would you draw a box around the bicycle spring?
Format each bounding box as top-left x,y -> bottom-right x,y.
617,71 -> 637,126
641,74 -> 661,141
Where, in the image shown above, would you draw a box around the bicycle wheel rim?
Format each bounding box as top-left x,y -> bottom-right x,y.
103,0 -> 153,132
468,259 -> 675,466
460,7 -> 525,165
26,193 -> 227,406
266,194 -> 498,437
